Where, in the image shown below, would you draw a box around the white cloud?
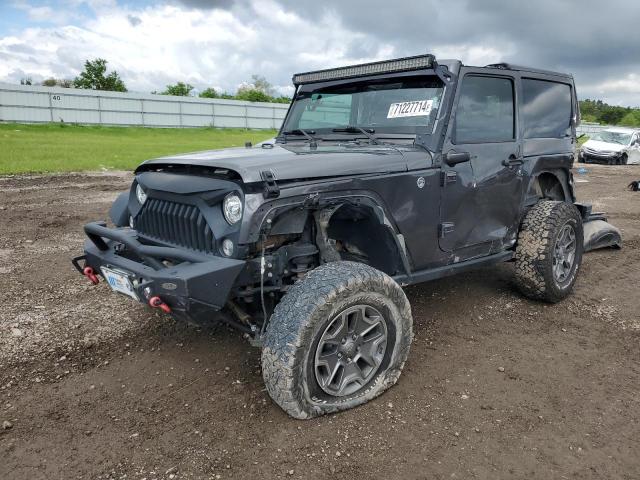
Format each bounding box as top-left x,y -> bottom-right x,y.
0,1 -> 397,94
1,0 -> 639,106
9,0 -> 99,25
578,74 -> 640,106
0,1 -> 519,95
596,74 -> 640,96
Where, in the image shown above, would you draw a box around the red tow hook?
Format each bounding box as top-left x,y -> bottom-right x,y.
149,296 -> 172,314
83,266 -> 99,285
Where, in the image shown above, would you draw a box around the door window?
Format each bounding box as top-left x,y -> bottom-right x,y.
454,76 -> 515,144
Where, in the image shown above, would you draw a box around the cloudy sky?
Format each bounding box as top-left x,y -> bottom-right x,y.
1,0 -> 639,105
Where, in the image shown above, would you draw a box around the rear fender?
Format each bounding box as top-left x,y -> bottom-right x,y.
583,220 -> 622,252
574,203 -> 622,252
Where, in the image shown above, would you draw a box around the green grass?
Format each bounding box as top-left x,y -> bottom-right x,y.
578,135 -> 590,146
0,123 -> 278,174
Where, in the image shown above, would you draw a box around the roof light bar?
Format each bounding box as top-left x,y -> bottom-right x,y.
292,54 -> 436,85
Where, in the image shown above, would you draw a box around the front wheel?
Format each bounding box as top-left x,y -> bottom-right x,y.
514,201 -> 584,303
261,261 -> 413,419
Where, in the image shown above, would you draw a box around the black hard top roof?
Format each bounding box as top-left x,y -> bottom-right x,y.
289,55 -> 572,87
483,63 -> 573,79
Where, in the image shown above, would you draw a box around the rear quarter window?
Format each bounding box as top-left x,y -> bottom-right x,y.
522,79 -> 572,139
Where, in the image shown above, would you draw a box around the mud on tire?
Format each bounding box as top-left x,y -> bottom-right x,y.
261,261 -> 413,419
514,200 -> 583,303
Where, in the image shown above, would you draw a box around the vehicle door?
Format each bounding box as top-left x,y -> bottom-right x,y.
628,133 -> 640,165
439,69 -> 523,258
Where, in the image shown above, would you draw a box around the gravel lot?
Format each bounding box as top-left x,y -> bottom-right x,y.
1,165 -> 639,479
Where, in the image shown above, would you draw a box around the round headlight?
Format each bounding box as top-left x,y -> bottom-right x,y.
223,193 -> 243,225
136,184 -> 147,205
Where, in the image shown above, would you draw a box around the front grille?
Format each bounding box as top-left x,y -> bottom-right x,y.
136,198 -> 216,253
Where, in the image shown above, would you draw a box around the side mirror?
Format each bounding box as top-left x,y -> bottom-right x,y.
444,151 -> 471,166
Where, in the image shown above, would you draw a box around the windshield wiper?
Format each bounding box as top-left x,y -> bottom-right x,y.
281,129 -> 318,148
332,126 -> 379,145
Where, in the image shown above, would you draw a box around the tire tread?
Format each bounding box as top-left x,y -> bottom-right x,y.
514,200 -> 583,303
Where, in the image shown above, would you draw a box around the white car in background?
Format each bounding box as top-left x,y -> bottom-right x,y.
579,127 -> 640,165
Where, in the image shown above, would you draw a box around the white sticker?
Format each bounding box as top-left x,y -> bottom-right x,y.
387,100 -> 433,118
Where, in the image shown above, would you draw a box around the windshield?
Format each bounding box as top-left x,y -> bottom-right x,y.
281,76 -> 445,136
591,131 -> 633,145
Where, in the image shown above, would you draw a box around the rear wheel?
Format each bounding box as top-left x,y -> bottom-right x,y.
514,201 -> 583,303
261,261 -> 413,419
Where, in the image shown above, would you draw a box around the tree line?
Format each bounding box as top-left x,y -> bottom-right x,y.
20,58 -> 291,104
579,99 -> 640,128
155,76 -> 290,103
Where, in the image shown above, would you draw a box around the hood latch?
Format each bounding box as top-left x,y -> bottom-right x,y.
261,170 -> 280,199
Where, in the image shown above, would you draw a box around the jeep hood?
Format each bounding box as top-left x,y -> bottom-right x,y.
137,143 -> 430,184
582,139 -> 626,153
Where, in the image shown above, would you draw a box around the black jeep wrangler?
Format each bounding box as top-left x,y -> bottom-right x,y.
74,55 -> 621,419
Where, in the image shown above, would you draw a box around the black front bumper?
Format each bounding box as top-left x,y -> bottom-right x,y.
74,222 -> 246,321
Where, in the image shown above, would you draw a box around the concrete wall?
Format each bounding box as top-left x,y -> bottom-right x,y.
0,83 -> 289,129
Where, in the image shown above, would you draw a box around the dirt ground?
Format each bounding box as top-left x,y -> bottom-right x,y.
1,165 -> 639,480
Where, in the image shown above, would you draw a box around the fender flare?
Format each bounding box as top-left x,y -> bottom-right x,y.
109,191 -> 130,227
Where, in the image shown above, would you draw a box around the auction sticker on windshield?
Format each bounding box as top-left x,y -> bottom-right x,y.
387,100 -> 433,118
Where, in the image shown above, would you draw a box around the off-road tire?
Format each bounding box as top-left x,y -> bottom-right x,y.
514,201 -> 583,303
261,261 -> 413,419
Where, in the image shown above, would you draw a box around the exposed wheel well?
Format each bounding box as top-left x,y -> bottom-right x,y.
324,204 -> 406,276
253,200 -> 408,284
535,172 -> 568,201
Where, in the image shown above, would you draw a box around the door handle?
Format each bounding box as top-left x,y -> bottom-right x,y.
502,154 -> 524,167
444,151 -> 471,166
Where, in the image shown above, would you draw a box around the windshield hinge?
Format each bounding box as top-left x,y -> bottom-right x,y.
440,170 -> 457,186
260,170 -> 280,199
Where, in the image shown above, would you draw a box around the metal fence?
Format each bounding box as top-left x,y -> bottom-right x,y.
0,83 -> 289,129
0,84 -> 620,136
576,122 -> 611,136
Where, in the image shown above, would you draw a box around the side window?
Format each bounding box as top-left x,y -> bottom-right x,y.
522,79 -> 572,139
454,75 -> 515,144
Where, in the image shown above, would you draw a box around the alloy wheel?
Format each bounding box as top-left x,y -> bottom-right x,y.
553,224 -> 577,283
314,305 -> 388,397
